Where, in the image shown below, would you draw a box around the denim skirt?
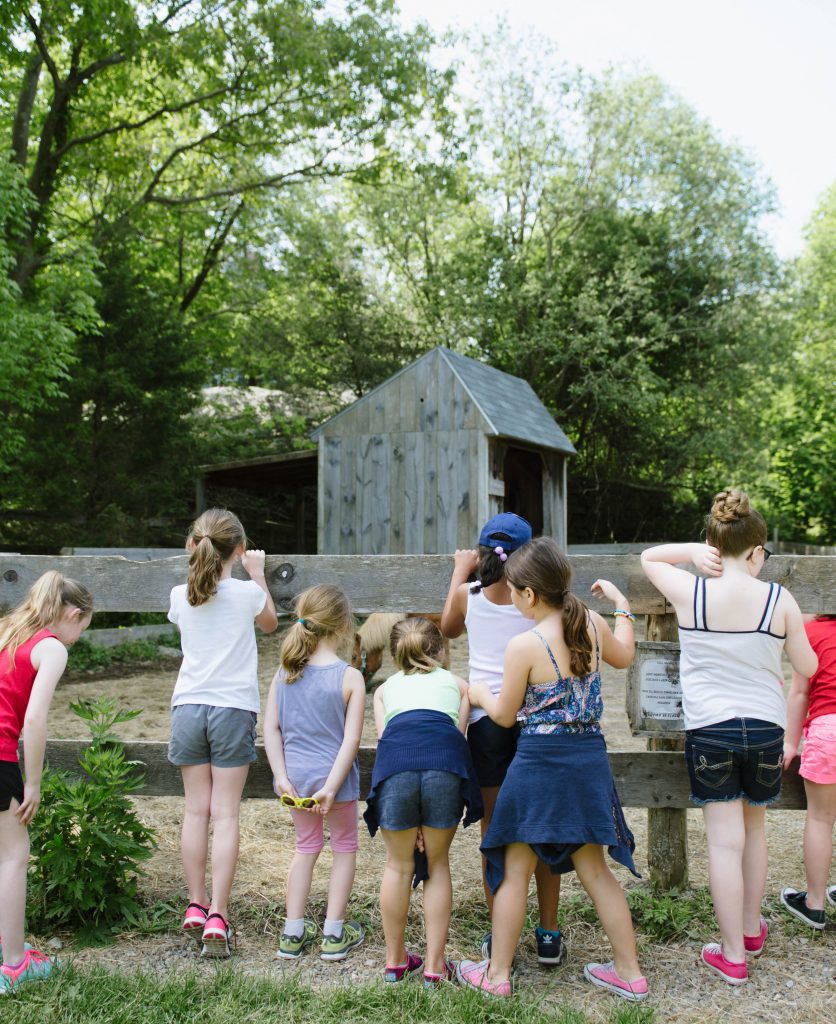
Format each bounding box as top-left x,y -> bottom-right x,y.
480,731 -> 638,894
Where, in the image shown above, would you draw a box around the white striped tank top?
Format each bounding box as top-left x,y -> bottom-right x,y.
678,577 -> 786,731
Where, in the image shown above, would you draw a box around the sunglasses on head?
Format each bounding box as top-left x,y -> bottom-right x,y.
280,793 -> 318,809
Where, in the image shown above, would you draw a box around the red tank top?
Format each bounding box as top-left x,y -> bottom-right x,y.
805,618 -> 836,726
0,628 -> 58,761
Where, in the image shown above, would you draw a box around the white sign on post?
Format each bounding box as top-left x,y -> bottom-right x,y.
640,657 -> 684,725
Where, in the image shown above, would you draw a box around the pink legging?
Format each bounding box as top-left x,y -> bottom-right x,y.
290,800 -> 358,854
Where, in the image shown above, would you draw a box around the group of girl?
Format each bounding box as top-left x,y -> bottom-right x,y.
1,491 -> 833,1000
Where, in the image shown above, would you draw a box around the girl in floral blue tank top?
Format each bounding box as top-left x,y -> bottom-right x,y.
457,537 -> 648,1004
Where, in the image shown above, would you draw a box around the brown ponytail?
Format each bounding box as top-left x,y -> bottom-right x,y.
505,537 -> 593,677
280,585 -> 354,684
0,571 -> 93,667
705,488 -> 767,557
186,508 -> 246,606
389,617 -> 445,674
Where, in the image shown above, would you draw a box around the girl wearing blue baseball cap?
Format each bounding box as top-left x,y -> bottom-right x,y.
440,514 -> 564,968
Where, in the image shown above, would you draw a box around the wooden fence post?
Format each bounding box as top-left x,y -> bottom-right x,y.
645,611 -> 689,890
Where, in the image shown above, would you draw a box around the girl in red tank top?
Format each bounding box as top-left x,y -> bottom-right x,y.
0,571 -> 92,993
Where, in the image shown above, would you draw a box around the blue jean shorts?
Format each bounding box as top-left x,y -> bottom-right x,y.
375,770 -> 464,830
168,704 -> 257,768
685,718 -> 784,807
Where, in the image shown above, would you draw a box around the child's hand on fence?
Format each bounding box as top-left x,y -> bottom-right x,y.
241,549 -> 266,580
311,789 -> 335,815
590,579 -> 627,606
453,549 -> 479,577
782,742 -> 798,771
691,544 -> 722,577
15,782 -> 41,826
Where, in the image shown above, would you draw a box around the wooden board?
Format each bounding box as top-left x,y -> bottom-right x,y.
39,742 -> 808,809
2,554 -> 833,615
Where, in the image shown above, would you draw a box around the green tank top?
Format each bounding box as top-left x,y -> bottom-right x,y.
382,667 -> 461,727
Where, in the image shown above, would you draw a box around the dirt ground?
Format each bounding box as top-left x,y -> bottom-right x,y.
45,627 -> 835,1023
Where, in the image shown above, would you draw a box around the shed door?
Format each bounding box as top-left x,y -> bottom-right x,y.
502,446 -> 544,536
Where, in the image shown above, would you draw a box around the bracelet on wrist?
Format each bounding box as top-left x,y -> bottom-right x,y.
613,609 -> 636,622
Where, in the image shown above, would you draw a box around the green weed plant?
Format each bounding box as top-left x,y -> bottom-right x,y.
67,633 -> 180,672
27,699 -> 157,935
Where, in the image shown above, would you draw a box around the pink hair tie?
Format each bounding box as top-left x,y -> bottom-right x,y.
494,545 -> 507,562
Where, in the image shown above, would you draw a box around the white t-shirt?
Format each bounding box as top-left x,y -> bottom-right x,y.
168,578 -> 267,713
465,588 -> 533,724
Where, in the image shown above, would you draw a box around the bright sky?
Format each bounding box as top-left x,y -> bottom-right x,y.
395,0 -> 836,259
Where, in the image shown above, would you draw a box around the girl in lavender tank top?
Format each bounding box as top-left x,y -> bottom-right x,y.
263,586 -> 366,962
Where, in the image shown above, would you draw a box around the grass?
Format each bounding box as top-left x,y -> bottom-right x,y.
67,633 -> 181,673
0,965 -> 658,1024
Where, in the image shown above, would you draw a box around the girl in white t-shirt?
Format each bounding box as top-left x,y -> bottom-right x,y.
168,508 -> 278,957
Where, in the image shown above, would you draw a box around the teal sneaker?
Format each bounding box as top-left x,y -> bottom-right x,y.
0,949 -> 56,995
320,921 -> 365,961
276,919 -> 318,960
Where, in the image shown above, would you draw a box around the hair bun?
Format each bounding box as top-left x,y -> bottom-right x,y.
711,488 -> 751,523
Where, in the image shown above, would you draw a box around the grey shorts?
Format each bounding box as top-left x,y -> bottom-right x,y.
168,704 -> 257,768
375,769 -> 464,831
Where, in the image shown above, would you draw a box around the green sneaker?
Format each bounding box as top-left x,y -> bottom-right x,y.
320,921 -> 365,961
276,919 -> 318,960
0,949 -> 56,994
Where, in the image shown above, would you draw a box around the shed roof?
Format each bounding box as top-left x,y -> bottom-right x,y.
311,346 -> 576,455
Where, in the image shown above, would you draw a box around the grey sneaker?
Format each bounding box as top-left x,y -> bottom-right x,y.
276,918 -> 318,959
781,888 -> 826,929
320,921 -> 365,961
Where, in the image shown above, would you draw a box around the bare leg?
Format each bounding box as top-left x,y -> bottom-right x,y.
487,842 -> 537,984
208,764 -> 249,919
802,780 -> 836,910
379,828 -> 419,968
571,844 -> 642,981
0,804 -> 29,965
325,852 -> 356,923
420,825 -> 457,975
479,786 -> 500,911
285,851 -> 319,920
534,859 -> 561,931
180,764 -> 211,907
702,801 -> 746,963
741,803 -> 768,935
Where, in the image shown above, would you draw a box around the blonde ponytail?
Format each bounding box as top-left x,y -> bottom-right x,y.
280,585 -> 353,684
186,508 -> 247,606
0,571 -> 93,667
389,617 -> 445,674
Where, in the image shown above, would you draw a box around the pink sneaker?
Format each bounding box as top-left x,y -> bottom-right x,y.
383,951 -> 423,983
584,961 -> 649,1002
201,912 -> 234,958
0,948 -> 55,994
701,944 -> 748,985
182,902 -> 209,941
455,959 -> 513,998
743,918 -> 768,957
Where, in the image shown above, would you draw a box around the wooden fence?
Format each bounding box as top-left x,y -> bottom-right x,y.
2,551 -> 834,890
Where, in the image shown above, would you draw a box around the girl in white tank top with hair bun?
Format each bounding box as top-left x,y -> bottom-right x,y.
642,488 -> 817,987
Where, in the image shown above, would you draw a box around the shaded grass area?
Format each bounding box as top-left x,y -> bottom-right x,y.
0,965 -> 657,1024
67,633 -> 181,673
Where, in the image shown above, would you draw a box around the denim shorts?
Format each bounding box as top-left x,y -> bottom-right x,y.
685,718 -> 784,807
168,704 -> 257,768
375,769 -> 464,830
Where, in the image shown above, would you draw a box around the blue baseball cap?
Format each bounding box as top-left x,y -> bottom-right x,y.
478,513 -> 533,552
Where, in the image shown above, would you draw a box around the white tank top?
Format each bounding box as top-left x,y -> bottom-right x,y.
465,588 -> 532,724
678,577 -> 786,730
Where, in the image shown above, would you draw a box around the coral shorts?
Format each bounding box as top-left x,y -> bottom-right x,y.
800,713 -> 836,785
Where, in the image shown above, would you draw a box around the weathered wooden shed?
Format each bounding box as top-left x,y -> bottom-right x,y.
312,346 -> 576,555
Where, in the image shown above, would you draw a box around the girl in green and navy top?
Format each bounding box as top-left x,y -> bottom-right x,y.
365,618 -> 482,989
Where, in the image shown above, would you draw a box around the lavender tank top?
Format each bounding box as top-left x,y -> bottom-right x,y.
276,659 -> 359,802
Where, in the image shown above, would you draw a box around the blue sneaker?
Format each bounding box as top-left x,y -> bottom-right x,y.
0,949 -> 56,995
535,926 -> 566,966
